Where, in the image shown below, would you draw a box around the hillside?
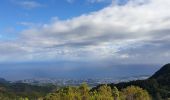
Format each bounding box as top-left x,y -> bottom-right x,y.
0,64 -> 169,100
43,64 -> 170,100
0,80 -> 56,99
150,64 -> 170,89
93,64 -> 170,100
150,64 -> 170,79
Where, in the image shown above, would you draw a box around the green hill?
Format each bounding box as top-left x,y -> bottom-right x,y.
150,64 -> 170,79
150,64 -> 170,90
0,80 -> 56,99
93,64 -> 170,100
0,64 -> 170,100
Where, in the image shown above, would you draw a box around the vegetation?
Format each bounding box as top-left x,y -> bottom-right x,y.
44,83 -> 151,100
120,86 -> 151,100
0,64 -> 169,100
0,82 -> 56,100
105,64 -> 170,100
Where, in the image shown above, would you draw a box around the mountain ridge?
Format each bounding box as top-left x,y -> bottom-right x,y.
93,64 -> 170,100
150,63 -> 170,79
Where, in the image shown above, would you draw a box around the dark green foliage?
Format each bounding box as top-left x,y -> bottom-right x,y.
0,82 -> 56,100
150,64 -> 170,79
150,64 -> 170,98
92,64 -> 170,100
9,83 -> 55,98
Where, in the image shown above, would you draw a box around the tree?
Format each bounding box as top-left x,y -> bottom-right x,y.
112,87 -> 120,100
96,84 -> 114,100
121,86 -> 151,100
44,86 -> 81,100
78,83 -> 90,100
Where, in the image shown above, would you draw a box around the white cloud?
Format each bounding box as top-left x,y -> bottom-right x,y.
87,0 -> 112,3
1,0 -> 170,64
16,0 -> 44,9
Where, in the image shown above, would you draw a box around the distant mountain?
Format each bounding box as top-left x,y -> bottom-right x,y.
93,64 -> 170,100
0,78 -> 9,84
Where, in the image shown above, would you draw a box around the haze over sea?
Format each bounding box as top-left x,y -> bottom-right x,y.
0,62 -> 160,81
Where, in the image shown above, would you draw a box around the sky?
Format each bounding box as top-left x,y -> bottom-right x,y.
0,0 -> 170,80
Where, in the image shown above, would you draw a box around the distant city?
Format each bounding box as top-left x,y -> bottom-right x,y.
14,75 -> 149,87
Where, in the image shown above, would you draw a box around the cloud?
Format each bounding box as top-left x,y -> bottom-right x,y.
66,0 -> 75,3
15,0 -> 44,9
87,0 -> 112,3
1,0 -> 170,65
